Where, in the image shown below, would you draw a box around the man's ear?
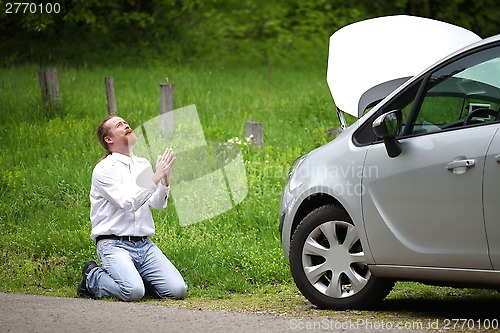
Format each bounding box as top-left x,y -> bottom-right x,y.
104,136 -> 113,144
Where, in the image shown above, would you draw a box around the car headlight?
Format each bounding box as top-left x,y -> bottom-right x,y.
288,154 -> 307,191
288,154 -> 307,178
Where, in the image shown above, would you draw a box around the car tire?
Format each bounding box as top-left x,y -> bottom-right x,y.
289,204 -> 394,309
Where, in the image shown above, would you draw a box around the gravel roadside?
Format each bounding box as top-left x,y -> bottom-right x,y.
0,292 -> 434,333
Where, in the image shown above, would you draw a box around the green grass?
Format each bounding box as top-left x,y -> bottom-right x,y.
0,63 -> 334,296
1,64 -> 500,332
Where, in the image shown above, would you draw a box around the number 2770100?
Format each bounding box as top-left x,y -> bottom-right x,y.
5,3 -> 61,14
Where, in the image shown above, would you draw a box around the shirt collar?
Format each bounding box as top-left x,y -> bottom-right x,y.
110,152 -> 134,165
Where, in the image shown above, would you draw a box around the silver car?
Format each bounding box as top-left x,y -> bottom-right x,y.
279,15 -> 500,309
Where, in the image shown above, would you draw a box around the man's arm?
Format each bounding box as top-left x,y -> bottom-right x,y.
93,165 -> 155,212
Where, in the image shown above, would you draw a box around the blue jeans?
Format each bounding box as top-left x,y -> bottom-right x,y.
86,238 -> 188,301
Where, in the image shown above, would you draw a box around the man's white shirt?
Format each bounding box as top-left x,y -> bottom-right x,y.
90,153 -> 169,240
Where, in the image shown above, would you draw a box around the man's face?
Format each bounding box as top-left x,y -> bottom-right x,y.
105,117 -> 138,147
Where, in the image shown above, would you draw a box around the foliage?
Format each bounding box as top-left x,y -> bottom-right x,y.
363,0 -> 500,38
3,0 -> 498,67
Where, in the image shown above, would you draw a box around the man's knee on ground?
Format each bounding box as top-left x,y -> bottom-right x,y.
158,283 -> 188,300
171,283 -> 188,300
119,283 -> 145,302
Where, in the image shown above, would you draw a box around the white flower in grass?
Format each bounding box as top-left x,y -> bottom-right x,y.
227,136 -> 254,146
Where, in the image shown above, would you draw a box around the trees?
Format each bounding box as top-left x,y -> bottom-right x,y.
362,0 -> 499,38
1,0 -> 498,66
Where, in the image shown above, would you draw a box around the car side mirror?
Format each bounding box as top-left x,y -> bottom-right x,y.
372,110 -> 403,158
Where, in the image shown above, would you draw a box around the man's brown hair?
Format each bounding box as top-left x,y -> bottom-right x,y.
96,115 -> 116,160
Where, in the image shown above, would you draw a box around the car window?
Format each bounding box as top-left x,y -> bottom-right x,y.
353,80 -> 421,146
403,45 -> 500,136
411,94 -> 466,134
353,44 -> 500,146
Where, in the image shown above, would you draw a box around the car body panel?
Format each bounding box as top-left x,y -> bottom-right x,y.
327,15 -> 481,118
280,125 -> 371,261
369,265 -> 500,288
483,128 -> 500,269
363,125 -> 498,269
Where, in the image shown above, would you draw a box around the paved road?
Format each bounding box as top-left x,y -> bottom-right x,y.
0,292 -> 433,333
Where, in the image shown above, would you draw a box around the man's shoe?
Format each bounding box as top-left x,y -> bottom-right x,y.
77,261 -> 97,298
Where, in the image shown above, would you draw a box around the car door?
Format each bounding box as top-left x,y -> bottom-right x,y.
363,126 -> 496,269
483,128 -> 500,269
361,45 -> 500,269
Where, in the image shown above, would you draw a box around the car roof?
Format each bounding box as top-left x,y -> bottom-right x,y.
326,15 -> 482,118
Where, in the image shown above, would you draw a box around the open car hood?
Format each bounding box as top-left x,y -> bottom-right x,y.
327,15 -> 482,119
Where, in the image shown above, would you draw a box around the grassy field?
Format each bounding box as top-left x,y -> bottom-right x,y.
1,64 -> 500,332
0,63 -> 334,297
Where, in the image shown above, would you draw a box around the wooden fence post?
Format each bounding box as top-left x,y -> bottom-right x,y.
160,83 -> 175,135
105,76 -> 117,115
246,121 -> 263,147
38,67 -> 62,113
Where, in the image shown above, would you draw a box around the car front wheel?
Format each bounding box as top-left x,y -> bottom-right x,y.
289,204 -> 394,309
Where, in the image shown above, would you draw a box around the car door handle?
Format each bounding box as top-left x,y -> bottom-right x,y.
495,154 -> 500,162
446,158 -> 475,170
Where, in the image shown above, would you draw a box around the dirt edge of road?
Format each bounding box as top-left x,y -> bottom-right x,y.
0,292 -> 437,333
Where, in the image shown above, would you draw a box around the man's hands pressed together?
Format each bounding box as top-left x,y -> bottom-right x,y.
153,148 -> 176,186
